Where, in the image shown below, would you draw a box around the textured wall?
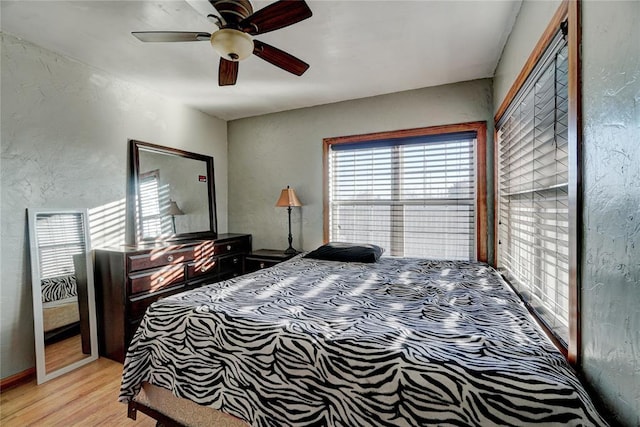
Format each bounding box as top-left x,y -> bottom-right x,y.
581,2 -> 640,425
228,79 -> 494,259
0,34 -> 228,378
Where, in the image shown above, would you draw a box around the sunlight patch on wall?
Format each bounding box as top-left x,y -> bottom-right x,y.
88,199 -> 126,248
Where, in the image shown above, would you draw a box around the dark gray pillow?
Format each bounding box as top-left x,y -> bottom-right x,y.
304,242 -> 384,263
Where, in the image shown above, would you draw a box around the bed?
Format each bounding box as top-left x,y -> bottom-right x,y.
41,266 -> 92,354
119,253 -> 607,426
41,274 -> 80,341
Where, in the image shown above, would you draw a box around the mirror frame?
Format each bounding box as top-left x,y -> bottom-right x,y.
125,139 -> 218,245
28,208 -> 99,384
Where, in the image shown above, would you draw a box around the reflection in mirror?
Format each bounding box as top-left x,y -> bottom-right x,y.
127,140 -> 217,245
28,209 -> 98,384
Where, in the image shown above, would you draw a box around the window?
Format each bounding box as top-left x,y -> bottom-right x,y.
139,169 -> 163,237
324,123 -> 487,261
35,213 -> 86,279
495,3 -> 578,360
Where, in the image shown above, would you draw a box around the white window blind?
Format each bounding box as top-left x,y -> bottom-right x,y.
329,133 -> 477,260
36,213 -> 86,279
497,30 -> 569,344
139,170 -> 162,237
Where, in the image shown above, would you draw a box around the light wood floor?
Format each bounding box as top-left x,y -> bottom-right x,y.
45,334 -> 88,373
1,358 -> 155,426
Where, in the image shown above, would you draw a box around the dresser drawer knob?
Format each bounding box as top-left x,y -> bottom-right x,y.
259,262 -> 265,269
226,245 -> 232,251
158,276 -> 165,283
166,255 -> 174,262
200,266 -> 208,272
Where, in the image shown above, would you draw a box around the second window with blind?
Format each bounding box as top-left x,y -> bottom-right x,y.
324,123 -> 486,262
496,26 -> 571,346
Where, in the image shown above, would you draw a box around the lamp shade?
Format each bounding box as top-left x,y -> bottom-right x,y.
275,186 -> 302,207
167,200 -> 185,216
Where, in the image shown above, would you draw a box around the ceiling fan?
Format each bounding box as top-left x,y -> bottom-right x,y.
132,0 -> 312,86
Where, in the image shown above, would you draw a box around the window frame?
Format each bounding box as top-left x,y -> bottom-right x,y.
323,121 -> 488,263
494,0 -> 580,364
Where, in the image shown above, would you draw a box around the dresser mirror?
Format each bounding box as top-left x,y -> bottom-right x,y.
126,140 -> 218,245
28,208 -> 98,384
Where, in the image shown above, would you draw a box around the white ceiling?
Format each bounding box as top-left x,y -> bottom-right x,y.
1,0 -> 521,121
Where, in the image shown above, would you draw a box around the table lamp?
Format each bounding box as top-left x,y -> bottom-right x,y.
275,186 -> 302,255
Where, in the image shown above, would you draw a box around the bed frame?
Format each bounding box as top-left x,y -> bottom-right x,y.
127,382 -> 248,427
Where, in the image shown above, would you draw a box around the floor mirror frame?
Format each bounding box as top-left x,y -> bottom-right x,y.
28,208 -> 99,384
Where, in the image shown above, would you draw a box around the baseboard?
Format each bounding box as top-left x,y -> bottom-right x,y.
0,367 -> 35,392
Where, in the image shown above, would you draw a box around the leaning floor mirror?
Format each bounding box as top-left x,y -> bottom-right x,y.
28,209 -> 98,384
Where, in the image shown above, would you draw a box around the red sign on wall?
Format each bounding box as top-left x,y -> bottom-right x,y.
198,175 -> 207,182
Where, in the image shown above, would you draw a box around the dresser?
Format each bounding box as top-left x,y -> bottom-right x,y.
94,233 -> 252,363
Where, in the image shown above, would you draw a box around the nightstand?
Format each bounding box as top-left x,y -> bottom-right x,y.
244,249 -> 297,273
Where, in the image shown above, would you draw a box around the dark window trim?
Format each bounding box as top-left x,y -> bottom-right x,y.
494,0 -> 581,365
323,121 -> 488,263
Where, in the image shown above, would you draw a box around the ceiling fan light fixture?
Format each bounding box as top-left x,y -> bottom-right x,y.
210,29 -> 253,61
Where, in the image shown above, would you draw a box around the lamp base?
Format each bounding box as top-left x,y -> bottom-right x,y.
284,246 -> 299,255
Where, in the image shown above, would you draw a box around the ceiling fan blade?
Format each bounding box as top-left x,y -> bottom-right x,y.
219,58 -> 239,86
239,0 -> 312,35
253,40 -> 309,76
132,31 -> 211,42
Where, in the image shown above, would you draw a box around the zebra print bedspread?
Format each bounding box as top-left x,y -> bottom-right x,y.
120,256 -> 607,426
41,274 -> 77,303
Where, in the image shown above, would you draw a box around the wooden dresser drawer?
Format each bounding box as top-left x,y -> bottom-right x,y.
215,238 -> 251,256
129,265 -> 185,295
187,257 -> 218,279
244,249 -> 296,274
245,258 -> 279,272
128,247 -> 195,272
219,254 -> 243,278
